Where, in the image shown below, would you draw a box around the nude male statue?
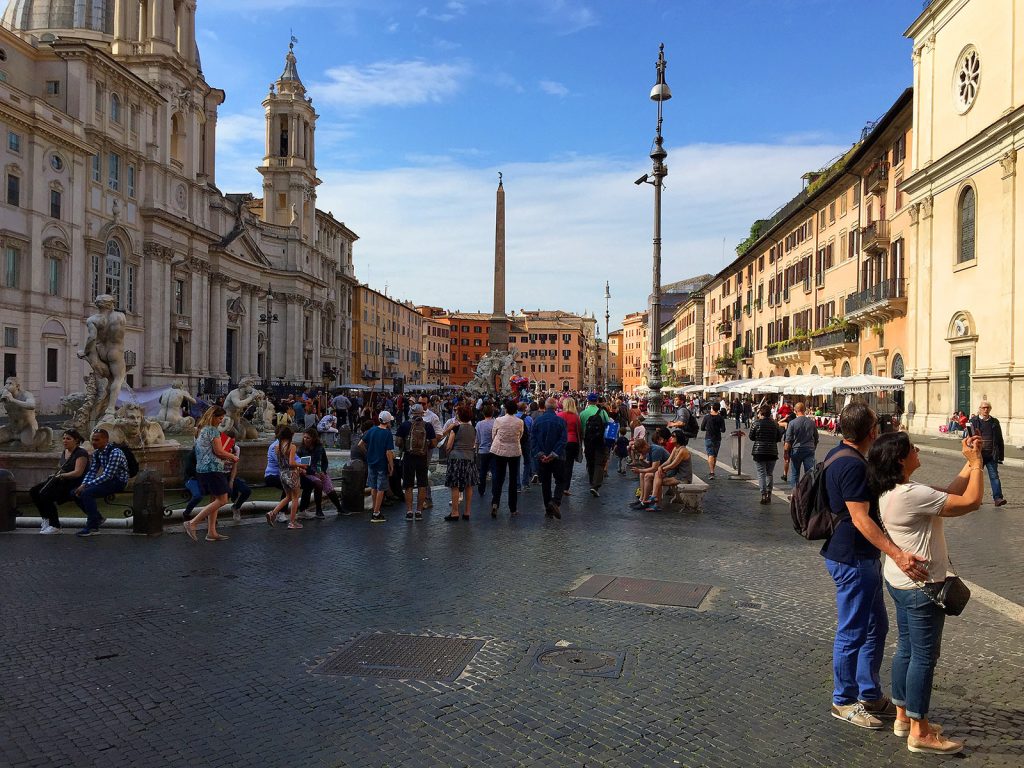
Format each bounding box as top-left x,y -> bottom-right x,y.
157,381 -> 197,433
77,294 -> 127,419
222,377 -> 263,440
0,377 -> 52,451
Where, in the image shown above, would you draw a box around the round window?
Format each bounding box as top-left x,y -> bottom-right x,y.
954,47 -> 980,114
50,154 -> 64,172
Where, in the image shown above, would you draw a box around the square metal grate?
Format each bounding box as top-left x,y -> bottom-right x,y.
569,575 -> 711,608
315,633 -> 484,682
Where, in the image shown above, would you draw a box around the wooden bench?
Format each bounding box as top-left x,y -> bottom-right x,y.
664,475 -> 710,512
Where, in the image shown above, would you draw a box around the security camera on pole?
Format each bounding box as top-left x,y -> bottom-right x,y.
636,43 -> 671,427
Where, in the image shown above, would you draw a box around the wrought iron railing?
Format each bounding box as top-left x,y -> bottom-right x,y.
767,338 -> 810,358
811,326 -> 860,349
845,278 -> 906,315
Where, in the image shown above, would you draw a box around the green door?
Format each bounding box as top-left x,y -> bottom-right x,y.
955,356 -> 971,414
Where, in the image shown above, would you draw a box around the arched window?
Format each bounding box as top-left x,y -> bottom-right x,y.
110,93 -> 121,123
958,186 -> 976,263
863,358 -> 873,375
103,240 -> 123,305
811,366 -> 819,375
796,368 -> 804,376
892,354 -> 905,380
841,361 -> 852,377
171,113 -> 185,166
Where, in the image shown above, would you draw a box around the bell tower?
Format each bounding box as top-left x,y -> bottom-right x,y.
258,40 -> 319,238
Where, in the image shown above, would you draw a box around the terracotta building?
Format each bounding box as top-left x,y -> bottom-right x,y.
446,312 -> 491,386
508,310 -> 597,392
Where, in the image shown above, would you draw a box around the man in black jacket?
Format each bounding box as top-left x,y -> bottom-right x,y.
700,404 -> 727,478
968,401 -> 1007,506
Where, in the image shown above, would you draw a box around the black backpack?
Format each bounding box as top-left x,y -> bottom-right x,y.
790,447 -> 862,540
113,442 -> 140,478
584,409 -> 607,443
679,407 -> 700,439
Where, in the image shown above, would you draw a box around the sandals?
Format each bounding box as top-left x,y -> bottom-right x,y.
183,522 -> 198,542
461,513 -> 470,520
443,515 -> 460,522
287,521 -> 303,529
205,533 -> 229,541
265,511 -> 276,528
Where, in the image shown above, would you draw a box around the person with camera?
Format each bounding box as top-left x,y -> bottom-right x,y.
866,433 -> 985,755
30,429 -> 89,534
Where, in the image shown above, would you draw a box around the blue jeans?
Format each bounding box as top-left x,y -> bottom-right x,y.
788,446 -> 815,484
887,582 -> 945,720
754,459 -> 776,494
520,449 -> 533,489
984,457 -> 1004,500
184,478 -> 203,517
825,557 -> 888,705
75,478 -> 127,529
229,477 -> 251,509
366,467 -> 389,492
477,452 -> 494,496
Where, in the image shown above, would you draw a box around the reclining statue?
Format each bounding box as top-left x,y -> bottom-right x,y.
0,377 -> 53,451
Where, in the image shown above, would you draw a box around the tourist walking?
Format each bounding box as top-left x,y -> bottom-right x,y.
396,404 -> 437,521
579,394 -> 610,497
516,402 -> 534,492
475,403 -> 496,497
297,428 -> 343,518
444,403 -> 478,520
867,433 -> 985,754
331,391 -> 351,427
226,440 -> 251,523
748,405 -> 785,504
822,403 -> 930,730
967,401 -> 1007,506
183,406 -> 237,541
489,400 -> 524,517
73,428 -> 129,537
30,429 -> 88,534
419,395 -> 443,509
784,402 -> 818,485
531,397 -> 567,518
264,426 -> 305,529
557,397 -> 582,494
699,404 -> 727,478
358,411 -> 396,523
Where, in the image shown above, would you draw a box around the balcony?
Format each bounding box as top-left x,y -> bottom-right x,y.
811,325 -> 860,359
866,161 -> 889,195
844,278 -> 908,323
714,356 -> 737,376
172,313 -> 191,330
860,219 -> 890,254
717,321 -> 733,337
767,337 -> 811,364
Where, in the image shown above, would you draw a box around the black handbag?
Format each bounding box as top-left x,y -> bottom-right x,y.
931,573 -> 971,616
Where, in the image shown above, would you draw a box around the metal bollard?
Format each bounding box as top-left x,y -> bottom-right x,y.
340,458 -> 367,513
0,469 -> 16,532
729,430 -> 750,480
131,469 -> 165,536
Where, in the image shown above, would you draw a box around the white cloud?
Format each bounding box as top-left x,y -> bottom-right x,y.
312,59 -> 470,108
539,79 -> 569,97
291,143 -> 845,325
539,0 -> 597,35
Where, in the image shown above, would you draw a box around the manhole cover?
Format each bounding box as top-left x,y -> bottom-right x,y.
315,633 -> 483,682
568,575 -> 711,608
533,646 -> 624,678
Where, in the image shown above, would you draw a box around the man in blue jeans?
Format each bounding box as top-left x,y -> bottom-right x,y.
357,411 -> 395,523
74,428 -> 129,537
822,403 -> 930,729
783,401 -> 818,484
968,401 -> 1007,506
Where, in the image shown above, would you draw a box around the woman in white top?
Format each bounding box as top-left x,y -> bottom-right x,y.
866,432 -> 985,756
488,399 -> 524,518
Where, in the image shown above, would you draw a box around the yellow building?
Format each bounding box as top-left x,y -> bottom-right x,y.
902,0 -> 1024,443
669,294 -> 705,386
702,91 -> 913,390
608,329 -> 624,390
621,311 -> 647,394
352,285 -> 423,391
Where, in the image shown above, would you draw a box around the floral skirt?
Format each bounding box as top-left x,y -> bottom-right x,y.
445,457 -> 479,490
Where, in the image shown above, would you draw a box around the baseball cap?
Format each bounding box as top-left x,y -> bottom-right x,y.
410,403 -> 424,415
378,410 -> 394,423
587,393 -> 599,403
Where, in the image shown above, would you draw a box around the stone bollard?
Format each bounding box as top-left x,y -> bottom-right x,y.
0,469 -> 16,532
337,425 -> 352,449
340,458 -> 367,514
131,469 -> 164,536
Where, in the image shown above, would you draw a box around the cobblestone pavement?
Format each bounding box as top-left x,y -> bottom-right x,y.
2,453 -> 1022,768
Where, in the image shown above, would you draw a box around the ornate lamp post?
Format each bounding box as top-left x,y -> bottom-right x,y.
604,281 -> 611,391
259,283 -> 279,387
636,43 -> 671,426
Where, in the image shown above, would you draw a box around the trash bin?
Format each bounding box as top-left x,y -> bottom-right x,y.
131,469 -> 164,536
0,469 -> 16,532
340,458 -> 367,513
878,414 -> 895,434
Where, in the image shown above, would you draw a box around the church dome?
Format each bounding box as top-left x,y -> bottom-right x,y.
2,0 -> 114,36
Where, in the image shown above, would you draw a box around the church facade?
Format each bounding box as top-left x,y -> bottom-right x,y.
0,1 -> 357,413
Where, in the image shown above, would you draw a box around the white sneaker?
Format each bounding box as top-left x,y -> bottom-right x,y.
232,508 -> 241,523
275,512 -> 288,523
300,510 -> 316,520
40,523 -> 61,534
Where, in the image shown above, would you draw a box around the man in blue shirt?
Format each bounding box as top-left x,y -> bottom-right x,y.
74,428 -> 129,537
357,411 -> 395,523
530,397 -> 567,518
291,397 -> 306,427
822,403 -> 929,729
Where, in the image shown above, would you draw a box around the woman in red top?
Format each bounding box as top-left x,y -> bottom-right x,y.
558,397 -> 582,495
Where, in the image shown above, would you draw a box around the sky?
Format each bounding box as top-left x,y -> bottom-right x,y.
196,0 -> 923,334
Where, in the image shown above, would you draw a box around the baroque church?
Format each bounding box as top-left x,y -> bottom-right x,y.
0,0 -> 357,413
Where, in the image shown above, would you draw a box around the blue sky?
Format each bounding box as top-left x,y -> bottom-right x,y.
196,0 -> 922,332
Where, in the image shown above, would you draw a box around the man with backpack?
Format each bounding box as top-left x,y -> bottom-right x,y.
817,403 -> 930,729
396,404 -> 437,521
667,394 -> 699,445
73,428 -> 130,537
578,393 -> 610,497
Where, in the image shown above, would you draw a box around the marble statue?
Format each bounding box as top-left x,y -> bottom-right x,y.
254,397 -> 277,434
95,403 -> 166,448
222,377 -> 264,440
0,377 -> 53,451
157,382 -> 197,434
77,294 -> 127,421
466,350 -> 518,396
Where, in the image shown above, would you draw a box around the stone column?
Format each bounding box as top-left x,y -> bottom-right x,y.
208,274 -> 226,376
188,260 -> 206,380
248,288 -> 260,377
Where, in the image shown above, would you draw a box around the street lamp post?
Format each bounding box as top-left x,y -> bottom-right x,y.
604,281 -> 611,392
637,43 -> 671,427
259,284 -> 279,388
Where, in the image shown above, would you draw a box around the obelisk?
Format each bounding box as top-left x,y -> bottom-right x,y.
488,173 -> 509,352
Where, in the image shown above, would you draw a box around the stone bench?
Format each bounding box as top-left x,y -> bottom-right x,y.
664,475 -> 709,512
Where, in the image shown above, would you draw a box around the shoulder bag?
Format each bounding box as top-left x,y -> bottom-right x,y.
880,517 -> 971,616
